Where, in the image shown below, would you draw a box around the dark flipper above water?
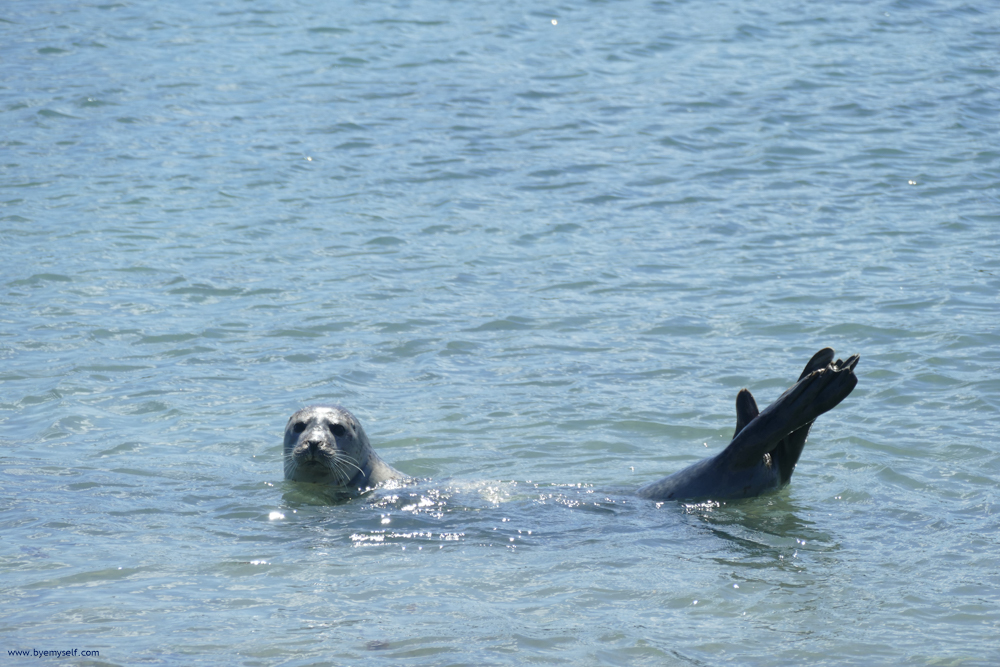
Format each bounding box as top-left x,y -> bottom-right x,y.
637,348 -> 860,502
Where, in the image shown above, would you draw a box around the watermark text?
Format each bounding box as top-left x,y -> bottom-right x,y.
7,648 -> 100,658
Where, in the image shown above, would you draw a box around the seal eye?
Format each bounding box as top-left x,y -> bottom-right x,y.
292,422 -> 306,434
331,424 -> 346,437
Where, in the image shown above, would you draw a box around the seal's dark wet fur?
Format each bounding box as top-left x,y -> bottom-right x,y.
637,348 -> 859,502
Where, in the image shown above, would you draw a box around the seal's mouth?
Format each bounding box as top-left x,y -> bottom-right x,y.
297,457 -> 328,467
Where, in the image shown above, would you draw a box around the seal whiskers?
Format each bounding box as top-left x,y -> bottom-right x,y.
326,451 -> 365,484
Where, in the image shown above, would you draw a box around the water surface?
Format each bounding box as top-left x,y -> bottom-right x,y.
2,0 -> 999,665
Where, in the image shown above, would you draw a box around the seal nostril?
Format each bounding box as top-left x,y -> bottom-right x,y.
331,424 -> 346,437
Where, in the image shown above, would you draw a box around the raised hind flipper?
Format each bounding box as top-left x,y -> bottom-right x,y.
773,347 -> 858,485
726,352 -> 859,470
772,347 -> 840,482
637,348 -> 859,502
732,388 -> 760,438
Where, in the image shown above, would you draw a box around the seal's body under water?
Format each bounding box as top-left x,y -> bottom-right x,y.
637,348 -> 860,503
283,405 -> 405,494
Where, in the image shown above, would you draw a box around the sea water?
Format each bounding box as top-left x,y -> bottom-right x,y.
2,0 -> 999,664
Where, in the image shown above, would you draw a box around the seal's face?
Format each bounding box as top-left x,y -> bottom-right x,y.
283,405 -> 371,486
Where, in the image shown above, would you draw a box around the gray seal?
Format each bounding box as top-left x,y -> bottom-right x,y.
283,405 -> 405,492
637,348 -> 860,502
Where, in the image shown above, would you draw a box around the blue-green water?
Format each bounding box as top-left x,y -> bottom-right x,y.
3,0 -> 999,665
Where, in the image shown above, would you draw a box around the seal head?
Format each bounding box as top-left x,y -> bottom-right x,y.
283,405 -> 405,491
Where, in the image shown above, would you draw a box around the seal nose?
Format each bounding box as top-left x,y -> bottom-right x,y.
300,433 -> 324,459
